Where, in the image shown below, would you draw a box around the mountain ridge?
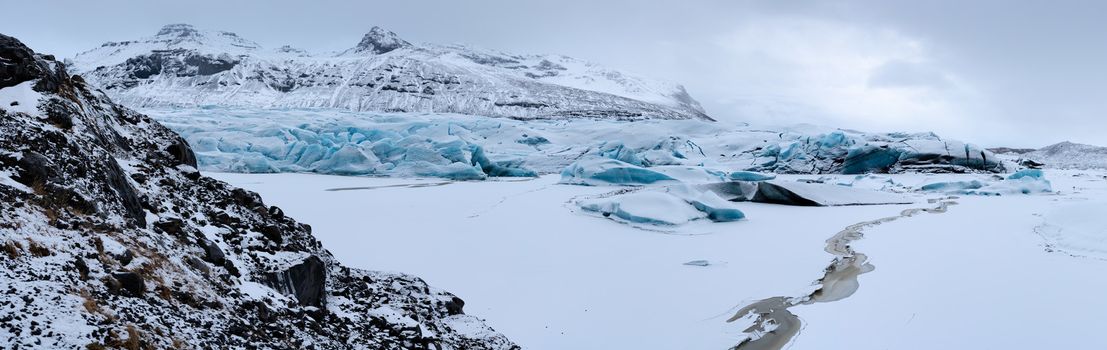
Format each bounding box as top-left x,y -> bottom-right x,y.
69,24 -> 711,121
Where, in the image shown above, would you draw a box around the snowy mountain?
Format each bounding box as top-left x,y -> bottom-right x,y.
1024,141 -> 1107,170
0,33 -> 514,349
69,24 -> 710,121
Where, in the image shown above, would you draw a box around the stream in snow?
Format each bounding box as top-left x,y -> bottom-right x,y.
730,198 -> 958,349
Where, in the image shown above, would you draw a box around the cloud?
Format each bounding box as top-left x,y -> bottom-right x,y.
867,60 -> 952,89
707,16 -> 986,135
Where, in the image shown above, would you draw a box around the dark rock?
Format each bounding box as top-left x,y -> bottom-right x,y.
102,160 -> 147,226
165,138 -> 197,168
444,296 -> 465,315
154,218 -> 186,237
0,34 -> 43,89
184,256 -> 211,275
13,151 -> 54,187
113,249 -> 134,266
199,238 -> 225,265
258,224 -> 282,244
750,182 -> 821,207
268,206 -> 284,219
263,256 -> 326,307
73,257 -> 89,280
109,272 -> 145,297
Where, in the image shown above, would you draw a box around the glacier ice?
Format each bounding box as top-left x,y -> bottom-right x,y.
1007,169 -> 1044,180
560,159 -> 676,186
920,180 -> 986,192
922,170 -> 1052,196
147,107 -> 1009,180
685,191 -> 746,222
577,186 -> 746,226
728,171 -> 776,182
157,109 -> 538,180
578,191 -> 706,226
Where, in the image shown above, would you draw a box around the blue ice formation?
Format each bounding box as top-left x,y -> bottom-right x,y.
1007,169 -> 1044,180
922,171 -> 1051,196
577,188 -> 745,225
750,130 -> 1006,174
728,171 -> 776,182
920,180 -> 985,192
560,159 -> 677,186
688,193 -> 746,222
842,146 -> 903,174
172,115 -> 536,180
578,192 -> 703,225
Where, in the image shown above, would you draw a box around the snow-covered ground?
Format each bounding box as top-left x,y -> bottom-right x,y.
209,170 -> 1107,349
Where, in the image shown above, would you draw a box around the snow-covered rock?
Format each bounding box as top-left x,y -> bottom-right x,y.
0,33 -> 514,349
1024,141 -> 1107,170
69,24 -> 709,121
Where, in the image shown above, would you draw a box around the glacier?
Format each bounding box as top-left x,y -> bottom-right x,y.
147,107 -> 1013,180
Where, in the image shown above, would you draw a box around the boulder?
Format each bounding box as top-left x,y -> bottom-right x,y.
263,256 -> 326,307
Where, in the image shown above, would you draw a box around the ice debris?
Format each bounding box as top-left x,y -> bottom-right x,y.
728,171 -> 776,182
577,186 -> 746,226
560,159 -> 677,186
920,170 -> 1052,196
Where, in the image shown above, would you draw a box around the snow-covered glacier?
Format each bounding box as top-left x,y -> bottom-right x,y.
68,24 -> 709,121
147,107 -> 1009,179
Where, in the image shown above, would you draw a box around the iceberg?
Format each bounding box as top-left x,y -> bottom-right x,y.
920,180 -> 986,192
728,171 -> 776,182
577,185 -> 746,225
559,159 -> 676,186
922,170 -> 1051,196
578,191 -> 706,225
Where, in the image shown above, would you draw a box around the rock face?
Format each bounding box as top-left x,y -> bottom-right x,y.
69,24 -> 710,121
263,256 -> 326,308
0,33 -> 515,349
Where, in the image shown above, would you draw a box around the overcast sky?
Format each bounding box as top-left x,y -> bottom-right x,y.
4,0 -> 1105,147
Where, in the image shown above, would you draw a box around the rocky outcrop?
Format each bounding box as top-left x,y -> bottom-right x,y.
263,256 -> 326,308
0,33 -> 515,349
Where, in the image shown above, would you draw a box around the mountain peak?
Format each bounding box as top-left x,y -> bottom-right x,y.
353,26 -> 410,54
156,23 -> 200,37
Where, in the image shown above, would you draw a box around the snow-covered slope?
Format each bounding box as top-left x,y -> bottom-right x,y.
1024,141 -> 1107,170
0,33 -> 514,349
69,24 -> 710,121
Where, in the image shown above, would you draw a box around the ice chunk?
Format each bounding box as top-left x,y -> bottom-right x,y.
560,159 -> 676,186
966,176 -> 1052,196
687,192 -> 746,222
751,181 -> 916,206
920,180 -> 985,192
683,260 -> 712,267
927,171 -> 1052,196
1007,169 -> 1044,180
578,191 -> 706,225
728,171 -> 776,182
650,166 -> 729,184
665,184 -> 747,222
842,146 -> 902,174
